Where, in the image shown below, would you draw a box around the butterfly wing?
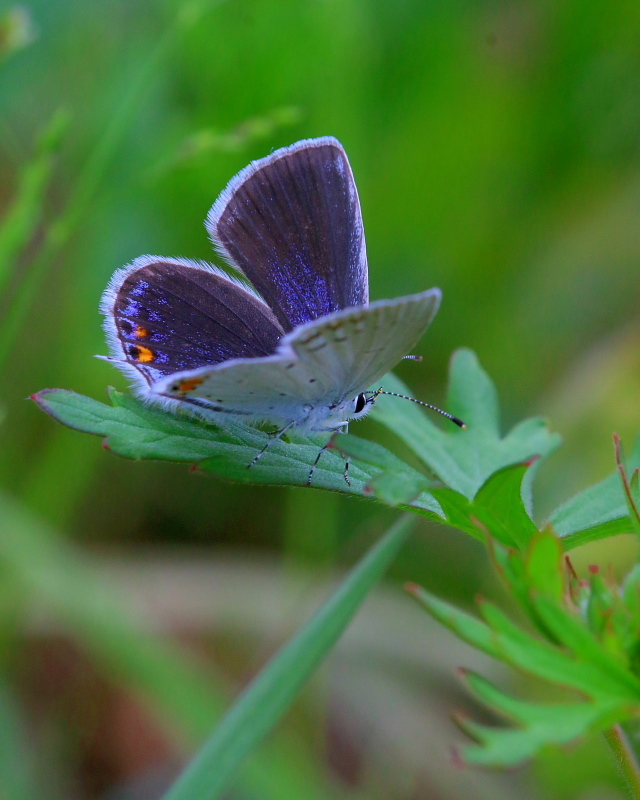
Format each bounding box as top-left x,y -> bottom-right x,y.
288,287 -> 441,398
154,289 -> 441,430
101,255 -> 285,395
207,137 -> 368,332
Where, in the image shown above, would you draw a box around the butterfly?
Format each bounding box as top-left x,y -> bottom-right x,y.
100,137 -> 462,482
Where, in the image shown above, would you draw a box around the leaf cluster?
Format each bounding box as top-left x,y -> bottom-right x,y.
410,533 -> 640,767
34,347 -> 640,771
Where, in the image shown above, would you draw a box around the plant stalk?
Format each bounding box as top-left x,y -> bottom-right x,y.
604,724 -> 640,800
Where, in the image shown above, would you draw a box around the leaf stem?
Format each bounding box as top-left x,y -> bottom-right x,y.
604,724 -> 640,800
613,434 -> 640,538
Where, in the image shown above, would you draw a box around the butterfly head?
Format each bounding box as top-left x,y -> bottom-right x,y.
300,391 -> 376,432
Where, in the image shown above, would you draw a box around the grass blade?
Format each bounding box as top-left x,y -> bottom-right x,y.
0,109 -> 67,294
0,0 -> 221,369
162,515 -> 415,800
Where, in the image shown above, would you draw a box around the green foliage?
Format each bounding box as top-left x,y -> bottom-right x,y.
9,1 -> 640,793
0,109 -> 67,295
38,346 -> 640,558
409,525 -> 640,768
34,348 -> 562,526
32,387 -> 443,514
550,435 -> 640,548
369,351 -> 561,501
36,343 -> 640,781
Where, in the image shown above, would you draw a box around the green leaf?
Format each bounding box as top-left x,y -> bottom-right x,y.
412,585 -> 640,768
488,531 -> 565,639
411,586 -> 630,697
427,488 -> 485,540
478,601 -> 637,699
430,461 -> 540,549
530,597 -> 640,696
549,436 -> 640,549
525,529 -> 564,603
163,515 -> 415,800
416,585 -> 630,698
473,462 -> 539,549
371,349 -> 560,500
489,542 -> 534,615
406,585 -> 503,660
33,389 -> 442,514
458,671 -> 633,768
331,433 -> 441,510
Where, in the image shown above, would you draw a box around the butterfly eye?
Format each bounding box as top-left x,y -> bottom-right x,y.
354,393 -> 367,414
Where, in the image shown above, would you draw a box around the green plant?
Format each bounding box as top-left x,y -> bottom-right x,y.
35,345 -> 640,798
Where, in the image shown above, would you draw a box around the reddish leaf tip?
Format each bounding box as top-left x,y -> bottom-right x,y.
474,593 -> 487,605
588,564 -> 599,574
404,582 -> 421,595
524,455 -> 541,467
101,440 -> 110,450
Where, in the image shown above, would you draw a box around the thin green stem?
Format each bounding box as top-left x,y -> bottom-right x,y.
604,724 -> 640,800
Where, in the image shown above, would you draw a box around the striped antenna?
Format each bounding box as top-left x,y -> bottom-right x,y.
369,388 -> 466,429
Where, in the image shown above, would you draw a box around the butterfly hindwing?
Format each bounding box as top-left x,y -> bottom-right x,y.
207,137 -> 368,333
101,256 -> 285,393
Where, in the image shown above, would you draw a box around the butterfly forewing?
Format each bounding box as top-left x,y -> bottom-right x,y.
154,289 -> 440,430
102,256 -> 285,391
207,137 -> 368,333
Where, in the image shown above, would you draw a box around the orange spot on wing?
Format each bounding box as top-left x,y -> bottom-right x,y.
132,345 -> 155,363
135,326 -> 150,338
176,377 -> 204,392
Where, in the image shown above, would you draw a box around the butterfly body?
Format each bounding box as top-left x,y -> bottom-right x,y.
101,137 -> 443,442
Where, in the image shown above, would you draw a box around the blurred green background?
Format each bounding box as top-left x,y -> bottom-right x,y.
1,0 -> 640,797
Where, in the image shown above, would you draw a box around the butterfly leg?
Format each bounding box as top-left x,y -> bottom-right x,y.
247,420 -> 297,469
307,448 -> 351,487
307,444 -> 329,486
308,426 -> 351,487
343,458 -> 351,487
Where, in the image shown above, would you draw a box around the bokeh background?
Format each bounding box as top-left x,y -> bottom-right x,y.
1,0 -> 640,797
